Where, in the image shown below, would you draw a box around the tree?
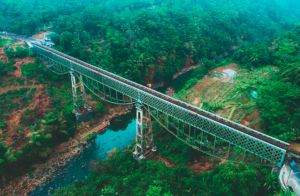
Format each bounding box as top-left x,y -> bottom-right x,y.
282,62 -> 300,86
0,142 -> 8,176
15,46 -> 28,58
209,163 -> 260,196
94,101 -> 106,117
274,39 -> 298,65
4,48 -> 15,61
146,185 -> 174,196
257,81 -> 300,140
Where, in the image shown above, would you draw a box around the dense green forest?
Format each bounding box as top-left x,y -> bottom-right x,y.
225,25 -> 300,141
1,0 -> 300,83
54,147 -> 285,196
1,0 -> 300,195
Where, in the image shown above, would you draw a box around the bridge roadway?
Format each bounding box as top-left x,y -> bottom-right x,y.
2,32 -> 298,166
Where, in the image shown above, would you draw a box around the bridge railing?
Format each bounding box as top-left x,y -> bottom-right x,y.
33,44 -> 287,167
33,43 -> 289,145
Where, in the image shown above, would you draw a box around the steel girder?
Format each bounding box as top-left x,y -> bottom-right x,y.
33,45 -> 287,167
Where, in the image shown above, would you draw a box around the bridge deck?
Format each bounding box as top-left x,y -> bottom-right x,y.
32,43 -> 300,156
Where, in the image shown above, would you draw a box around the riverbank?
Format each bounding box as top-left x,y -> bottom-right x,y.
151,64 -> 200,90
0,104 -> 133,196
173,63 -> 200,80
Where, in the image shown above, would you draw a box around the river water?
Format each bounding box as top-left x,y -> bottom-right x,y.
157,68 -> 196,94
31,68 -> 195,195
31,110 -> 136,195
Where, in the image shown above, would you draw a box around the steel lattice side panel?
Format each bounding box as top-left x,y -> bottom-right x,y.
139,93 -> 286,165
33,45 -> 286,166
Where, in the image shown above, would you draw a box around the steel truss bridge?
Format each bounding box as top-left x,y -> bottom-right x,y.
30,43 -> 300,167
3,32 -> 298,167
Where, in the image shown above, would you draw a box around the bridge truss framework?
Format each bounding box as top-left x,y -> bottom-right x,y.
33,44 -> 288,167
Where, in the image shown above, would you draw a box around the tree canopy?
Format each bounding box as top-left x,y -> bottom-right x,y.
1,0 -> 300,83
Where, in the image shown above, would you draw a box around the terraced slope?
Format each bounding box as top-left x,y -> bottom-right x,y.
177,63 -> 278,131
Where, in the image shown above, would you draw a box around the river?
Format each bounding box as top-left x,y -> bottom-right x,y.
31,110 -> 136,195
31,68 -> 195,195
157,68 -> 196,94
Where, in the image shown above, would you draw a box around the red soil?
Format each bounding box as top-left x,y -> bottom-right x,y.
240,119 -> 250,127
30,31 -> 51,40
0,45 -> 50,150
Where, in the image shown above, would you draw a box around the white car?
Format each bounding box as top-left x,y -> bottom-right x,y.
279,164 -> 300,195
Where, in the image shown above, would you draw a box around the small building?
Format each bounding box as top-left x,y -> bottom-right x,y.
42,33 -> 55,48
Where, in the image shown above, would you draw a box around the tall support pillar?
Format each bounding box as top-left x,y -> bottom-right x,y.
79,74 -> 90,110
70,70 -> 93,122
133,103 -> 156,162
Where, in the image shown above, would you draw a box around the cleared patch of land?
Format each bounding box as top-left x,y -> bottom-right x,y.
177,63 -> 278,131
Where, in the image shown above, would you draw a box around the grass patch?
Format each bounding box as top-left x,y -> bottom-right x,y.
82,132 -> 98,142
